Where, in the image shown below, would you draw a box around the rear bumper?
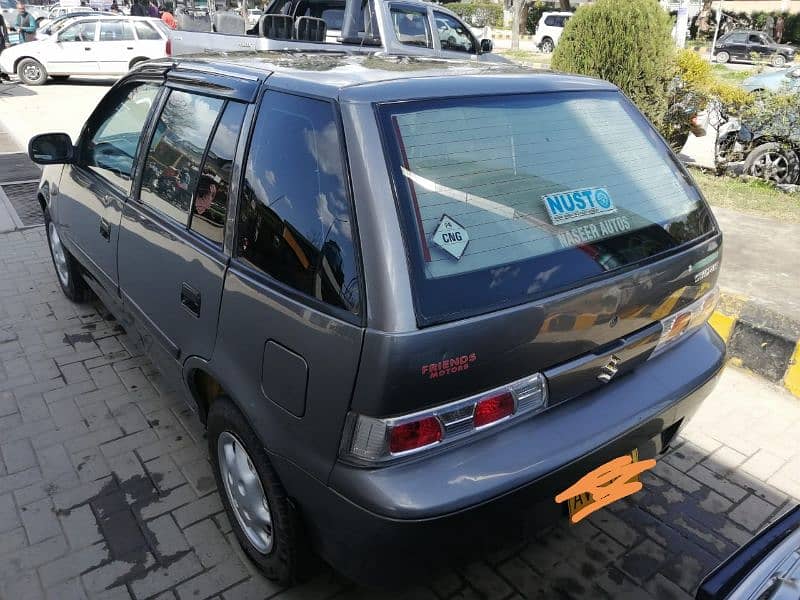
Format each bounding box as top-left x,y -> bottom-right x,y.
272,324 -> 726,584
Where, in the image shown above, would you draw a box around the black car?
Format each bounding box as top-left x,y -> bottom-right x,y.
714,29 -> 796,67
28,53 -> 725,586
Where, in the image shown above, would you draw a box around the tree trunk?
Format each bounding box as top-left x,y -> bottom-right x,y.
511,0 -> 522,49
559,0 -> 570,10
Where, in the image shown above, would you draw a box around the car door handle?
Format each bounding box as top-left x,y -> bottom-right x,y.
99,217 -> 111,241
84,47 -> 91,51
126,46 -> 134,50
180,283 -> 201,317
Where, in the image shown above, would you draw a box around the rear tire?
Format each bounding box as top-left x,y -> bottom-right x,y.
128,57 -> 148,70
208,397 -> 314,585
772,54 -> 787,68
44,212 -> 90,302
540,37 -> 554,53
17,58 -> 47,86
716,51 -> 730,64
744,142 -> 800,185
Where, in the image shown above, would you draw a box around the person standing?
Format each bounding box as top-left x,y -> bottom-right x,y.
775,15 -> 785,43
161,2 -> 177,29
0,13 -> 8,53
148,0 -> 159,18
11,1 -> 37,43
131,0 -> 147,17
765,14 -> 775,39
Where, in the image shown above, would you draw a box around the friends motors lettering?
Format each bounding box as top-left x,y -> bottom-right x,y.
543,187 -> 616,226
421,353 -> 477,379
556,215 -> 632,249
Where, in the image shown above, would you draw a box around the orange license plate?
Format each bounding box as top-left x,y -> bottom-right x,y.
556,448 -> 656,524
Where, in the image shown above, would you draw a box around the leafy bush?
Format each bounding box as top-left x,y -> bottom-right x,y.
446,2 -> 503,28
551,0 -> 675,128
675,49 -> 752,109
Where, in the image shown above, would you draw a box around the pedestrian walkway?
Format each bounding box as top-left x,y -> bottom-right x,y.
0,119 -> 41,232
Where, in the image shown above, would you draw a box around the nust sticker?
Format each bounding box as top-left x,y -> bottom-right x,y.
432,214 -> 469,260
543,187 -> 616,226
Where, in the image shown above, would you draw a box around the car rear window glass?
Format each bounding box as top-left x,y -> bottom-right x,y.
379,91 -> 715,325
100,20 -> 134,41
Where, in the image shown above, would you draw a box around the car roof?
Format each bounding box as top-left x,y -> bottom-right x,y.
146,52 -> 617,102
542,11 -> 573,16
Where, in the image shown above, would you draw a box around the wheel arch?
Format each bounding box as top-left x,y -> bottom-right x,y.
182,357 -> 232,426
128,56 -> 150,70
13,55 -> 39,74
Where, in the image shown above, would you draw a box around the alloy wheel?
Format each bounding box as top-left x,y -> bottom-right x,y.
750,150 -> 793,183
48,222 -> 69,287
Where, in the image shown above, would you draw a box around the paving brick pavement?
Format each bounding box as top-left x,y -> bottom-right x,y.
0,226 -> 798,600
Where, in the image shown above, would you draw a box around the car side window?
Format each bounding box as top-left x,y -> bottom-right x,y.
80,82 -> 159,193
139,90 -> 225,224
391,6 -> 432,49
133,20 -> 161,40
544,15 -> 557,26
58,20 -> 97,42
434,11 -> 475,53
189,101 -> 247,245
99,20 -> 135,41
237,92 -> 361,316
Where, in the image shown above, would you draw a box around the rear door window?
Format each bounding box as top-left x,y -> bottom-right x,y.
391,5 -> 432,48
133,20 -> 161,40
99,20 -> 135,41
139,90 -> 225,224
378,91 -> 715,325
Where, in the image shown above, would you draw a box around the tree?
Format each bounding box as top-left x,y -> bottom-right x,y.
559,0 -> 571,10
552,0 -> 675,129
511,0 -> 523,49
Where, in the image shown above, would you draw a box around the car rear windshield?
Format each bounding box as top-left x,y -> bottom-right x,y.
378,91 -> 716,326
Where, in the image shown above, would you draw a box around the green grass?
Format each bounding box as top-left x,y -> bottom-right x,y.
690,168 -> 800,222
710,63 -> 759,85
498,49 -> 552,67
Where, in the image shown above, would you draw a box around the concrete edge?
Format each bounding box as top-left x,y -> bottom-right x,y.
710,291 -> 800,399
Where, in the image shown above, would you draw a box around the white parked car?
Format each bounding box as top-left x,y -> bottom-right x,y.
532,11 -> 571,53
0,16 -> 171,85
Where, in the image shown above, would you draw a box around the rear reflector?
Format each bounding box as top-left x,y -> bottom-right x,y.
166,39 -> 172,56
473,392 -> 514,428
389,417 -> 442,454
342,373 -> 548,464
652,286 -> 719,357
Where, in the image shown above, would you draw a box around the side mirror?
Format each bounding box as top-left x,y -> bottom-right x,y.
28,133 -> 74,165
480,38 -> 493,53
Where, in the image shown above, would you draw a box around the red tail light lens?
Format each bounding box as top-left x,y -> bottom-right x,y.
166,39 -> 172,56
473,392 -> 515,428
389,417 -> 442,454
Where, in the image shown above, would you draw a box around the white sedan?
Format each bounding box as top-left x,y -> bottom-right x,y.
0,16 -> 171,85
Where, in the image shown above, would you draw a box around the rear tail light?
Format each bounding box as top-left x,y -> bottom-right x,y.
166,39 -> 172,56
342,373 -> 548,463
652,286 -> 719,357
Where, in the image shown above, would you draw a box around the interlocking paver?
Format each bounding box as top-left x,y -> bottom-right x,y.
2,438 -> 37,474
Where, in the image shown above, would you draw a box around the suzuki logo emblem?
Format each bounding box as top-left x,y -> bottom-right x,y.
598,354 -> 621,383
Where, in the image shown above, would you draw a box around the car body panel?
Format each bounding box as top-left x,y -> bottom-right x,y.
742,66 -> 800,93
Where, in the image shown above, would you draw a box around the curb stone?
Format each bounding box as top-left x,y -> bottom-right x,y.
710,292 -> 800,398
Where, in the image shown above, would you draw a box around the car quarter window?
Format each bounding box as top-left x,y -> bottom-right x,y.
434,11 -> 475,53
80,82 -> 159,193
139,90 -> 225,224
99,20 -> 135,41
391,6 -> 432,49
133,20 -> 161,40
59,20 -> 97,42
236,92 -> 361,316
189,101 -> 247,245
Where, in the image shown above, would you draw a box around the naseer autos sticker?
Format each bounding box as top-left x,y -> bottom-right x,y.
543,187 -> 616,226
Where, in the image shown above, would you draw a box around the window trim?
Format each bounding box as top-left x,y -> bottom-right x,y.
230,87 -> 366,326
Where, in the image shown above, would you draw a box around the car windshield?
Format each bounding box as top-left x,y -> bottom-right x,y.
379,91 -> 715,325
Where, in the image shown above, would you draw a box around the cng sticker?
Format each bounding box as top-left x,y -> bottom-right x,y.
432,214 -> 469,260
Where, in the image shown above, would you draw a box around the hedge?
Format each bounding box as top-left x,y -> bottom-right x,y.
446,2 -> 504,28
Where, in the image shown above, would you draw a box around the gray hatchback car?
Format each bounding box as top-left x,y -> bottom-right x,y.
29,53 -> 725,585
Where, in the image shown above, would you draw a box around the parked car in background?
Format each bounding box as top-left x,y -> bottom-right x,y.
532,11 -> 571,53
742,66 -> 800,93
0,16 -> 170,85
714,29 -> 796,67
37,11 -> 116,39
29,52 -> 724,586
697,505 -> 800,600
246,7 -> 261,28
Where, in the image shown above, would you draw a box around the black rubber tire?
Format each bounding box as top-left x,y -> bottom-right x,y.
772,54 -> 787,68
128,57 -> 148,71
744,142 -> 800,185
208,397 -> 313,585
17,58 -> 48,86
541,37 -> 554,53
44,211 -> 90,303
715,51 -> 730,64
